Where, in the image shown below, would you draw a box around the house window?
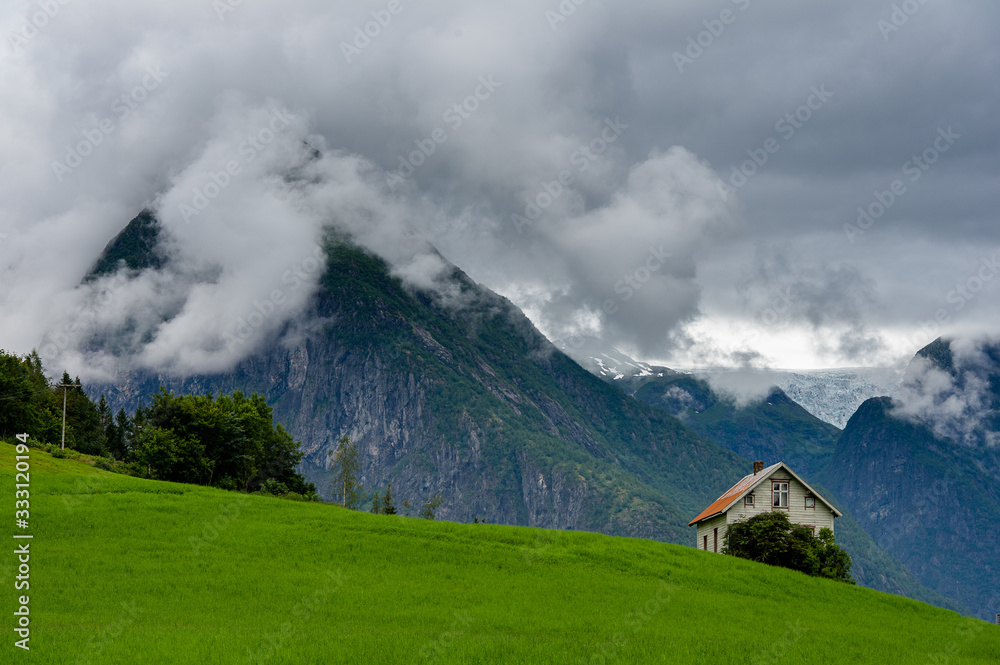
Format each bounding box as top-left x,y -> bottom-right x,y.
745,493 -> 755,507
703,535 -> 708,551
772,482 -> 789,508
713,527 -> 718,553
805,496 -> 816,509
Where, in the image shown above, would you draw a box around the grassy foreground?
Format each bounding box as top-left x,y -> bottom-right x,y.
2,442 -> 997,664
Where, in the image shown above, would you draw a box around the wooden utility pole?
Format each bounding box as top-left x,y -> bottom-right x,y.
53,380 -> 81,450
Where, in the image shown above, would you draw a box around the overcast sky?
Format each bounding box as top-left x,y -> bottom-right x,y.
1,0 -> 997,376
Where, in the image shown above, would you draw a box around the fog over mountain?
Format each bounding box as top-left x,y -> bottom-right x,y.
1,0 -> 998,377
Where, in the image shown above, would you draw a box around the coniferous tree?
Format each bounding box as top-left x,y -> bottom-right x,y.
110,408 -> 130,460
383,482 -> 396,515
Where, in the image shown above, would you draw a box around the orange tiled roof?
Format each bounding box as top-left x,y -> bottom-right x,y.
687,462 -> 782,525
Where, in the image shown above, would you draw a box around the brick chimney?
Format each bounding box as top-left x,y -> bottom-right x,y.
753,461 -> 764,475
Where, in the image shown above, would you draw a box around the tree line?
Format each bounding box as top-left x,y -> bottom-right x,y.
0,349 -> 316,499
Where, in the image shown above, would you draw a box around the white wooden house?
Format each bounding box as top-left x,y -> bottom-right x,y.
689,461 -> 842,553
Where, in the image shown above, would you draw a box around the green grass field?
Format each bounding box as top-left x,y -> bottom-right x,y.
2,441 -> 997,664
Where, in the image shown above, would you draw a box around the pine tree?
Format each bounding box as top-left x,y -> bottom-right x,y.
111,408 -> 130,459
329,435 -> 363,509
370,490 -> 383,514
383,482 -> 396,515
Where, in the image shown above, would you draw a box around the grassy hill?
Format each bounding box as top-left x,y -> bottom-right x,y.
2,442 -> 997,664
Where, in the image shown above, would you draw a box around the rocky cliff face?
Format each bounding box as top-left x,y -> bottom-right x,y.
92,220 -> 746,543
818,396 -> 1000,621
569,344 -> 963,613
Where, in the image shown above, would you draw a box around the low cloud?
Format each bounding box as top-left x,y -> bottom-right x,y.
892,338 -> 1000,447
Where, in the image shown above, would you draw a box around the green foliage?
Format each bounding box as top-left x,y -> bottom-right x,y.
421,492 -> 443,519
311,239 -> 749,540
85,209 -> 166,282
330,435 -> 363,509
260,478 -> 290,496
382,482 -> 397,515
0,350 -> 106,453
723,511 -> 855,584
4,443 -> 998,665
0,349 -> 314,500
137,388 -> 314,493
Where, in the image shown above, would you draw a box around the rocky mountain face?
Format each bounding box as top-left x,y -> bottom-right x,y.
760,368 -> 904,429
89,213 -> 750,543
560,336 -> 903,429
564,340 -> 961,611
817,394 -> 1000,622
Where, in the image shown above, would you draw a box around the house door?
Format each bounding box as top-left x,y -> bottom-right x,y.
713,527 -> 718,553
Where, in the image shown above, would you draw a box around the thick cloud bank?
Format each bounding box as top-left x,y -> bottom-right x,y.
1,0 -> 998,376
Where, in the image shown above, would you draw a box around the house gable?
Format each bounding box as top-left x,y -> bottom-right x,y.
688,462 -> 842,526
691,461 -> 842,552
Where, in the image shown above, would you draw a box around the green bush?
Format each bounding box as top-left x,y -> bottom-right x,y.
51,448 -> 67,459
94,457 -> 115,471
723,510 -> 855,584
261,478 -> 289,496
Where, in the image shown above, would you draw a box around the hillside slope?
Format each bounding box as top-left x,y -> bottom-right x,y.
581,357 -> 962,612
2,442 -> 996,665
85,212 -> 747,543
818,396 -> 1000,622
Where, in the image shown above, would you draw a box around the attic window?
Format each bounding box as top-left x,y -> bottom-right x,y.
745,494 -> 755,507
772,482 -> 789,508
805,496 -> 816,509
